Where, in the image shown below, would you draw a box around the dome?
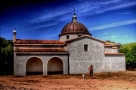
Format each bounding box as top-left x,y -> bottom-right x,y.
60,22 -> 91,36
59,10 -> 92,36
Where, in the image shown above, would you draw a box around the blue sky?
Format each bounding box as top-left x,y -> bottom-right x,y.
0,0 -> 136,44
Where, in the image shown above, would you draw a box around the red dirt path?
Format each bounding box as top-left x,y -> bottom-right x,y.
0,71 -> 136,90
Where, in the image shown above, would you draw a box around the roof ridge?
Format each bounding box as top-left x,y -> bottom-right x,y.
65,35 -> 105,43
15,40 -> 64,44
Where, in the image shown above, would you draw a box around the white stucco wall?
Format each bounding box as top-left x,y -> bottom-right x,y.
103,55 -> 126,72
60,34 -> 78,41
60,34 -> 90,41
14,54 -> 68,76
14,37 -> 126,76
64,37 -> 105,74
105,47 -> 118,53
105,47 -> 112,52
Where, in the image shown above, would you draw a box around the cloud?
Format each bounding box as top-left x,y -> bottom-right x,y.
122,13 -> 130,15
89,19 -> 136,31
110,35 -> 119,38
18,0 -> 136,29
99,1 -> 136,13
102,35 -> 119,40
27,0 -> 136,24
103,32 -> 109,35
28,6 -> 72,24
76,0 -> 136,16
1,0 -> 136,41
123,35 -> 128,38
27,20 -> 58,30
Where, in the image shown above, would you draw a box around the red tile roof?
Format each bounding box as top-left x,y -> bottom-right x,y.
15,48 -> 67,52
15,40 -> 64,44
104,45 -> 117,47
105,42 -> 115,45
104,42 -> 120,47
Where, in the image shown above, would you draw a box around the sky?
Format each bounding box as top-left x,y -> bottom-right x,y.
0,0 -> 136,44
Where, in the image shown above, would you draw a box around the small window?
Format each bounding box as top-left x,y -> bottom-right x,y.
66,35 -> 69,39
84,44 -> 88,51
78,34 -> 82,37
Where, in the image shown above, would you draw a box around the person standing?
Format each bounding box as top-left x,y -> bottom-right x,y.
88,65 -> 93,78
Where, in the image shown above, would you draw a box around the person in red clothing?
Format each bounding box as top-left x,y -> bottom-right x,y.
88,65 -> 93,77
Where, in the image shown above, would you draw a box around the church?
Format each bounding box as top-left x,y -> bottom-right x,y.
13,10 -> 126,76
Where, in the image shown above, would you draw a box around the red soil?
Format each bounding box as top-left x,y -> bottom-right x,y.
0,71 -> 136,90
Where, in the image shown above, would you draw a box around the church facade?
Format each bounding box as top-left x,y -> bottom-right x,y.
13,11 -> 126,76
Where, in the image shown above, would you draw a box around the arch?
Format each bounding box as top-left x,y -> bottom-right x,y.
26,57 -> 43,75
47,57 -> 63,75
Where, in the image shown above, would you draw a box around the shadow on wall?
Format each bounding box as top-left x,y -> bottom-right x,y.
26,57 -> 43,75
47,57 -> 63,75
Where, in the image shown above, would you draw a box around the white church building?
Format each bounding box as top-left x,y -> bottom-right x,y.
13,10 -> 126,76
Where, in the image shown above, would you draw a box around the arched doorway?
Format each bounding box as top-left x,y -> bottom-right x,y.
47,57 -> 63,75
26,57 -> 43,75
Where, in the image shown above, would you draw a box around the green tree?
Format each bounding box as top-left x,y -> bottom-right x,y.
0,37 -> 13,74
105,40 -> 115,43
120,42 -> 136,69
131,45 -> 136,67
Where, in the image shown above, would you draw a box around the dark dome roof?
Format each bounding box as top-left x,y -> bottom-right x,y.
60,22 -> 91,36
59,10 -> 91,36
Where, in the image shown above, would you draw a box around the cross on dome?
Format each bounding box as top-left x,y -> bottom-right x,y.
72,8 -> 77,22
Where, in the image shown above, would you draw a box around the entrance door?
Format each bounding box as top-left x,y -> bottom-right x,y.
47,57 -> 63,75
26,57 -> 43,75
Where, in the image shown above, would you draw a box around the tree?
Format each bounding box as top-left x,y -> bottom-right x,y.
131,45 -> 136,67
105,40 -> 115,43
120,42 -> 136,69
0,37 -> 13,74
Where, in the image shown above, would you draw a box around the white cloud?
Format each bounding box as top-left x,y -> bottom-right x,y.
101,1 -> 136,13
25,0 -> 136,27
102,36 -> 119,39
123,35 -> 128,38
122,13 -> 130,15
103,32 -> 109,35
110,35 -> 119,38
27,0 -> 136,24
89,19 -> 136,31
77,0 -> 136,17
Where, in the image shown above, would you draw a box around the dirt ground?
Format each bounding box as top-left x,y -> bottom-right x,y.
0,71 -> 136,90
